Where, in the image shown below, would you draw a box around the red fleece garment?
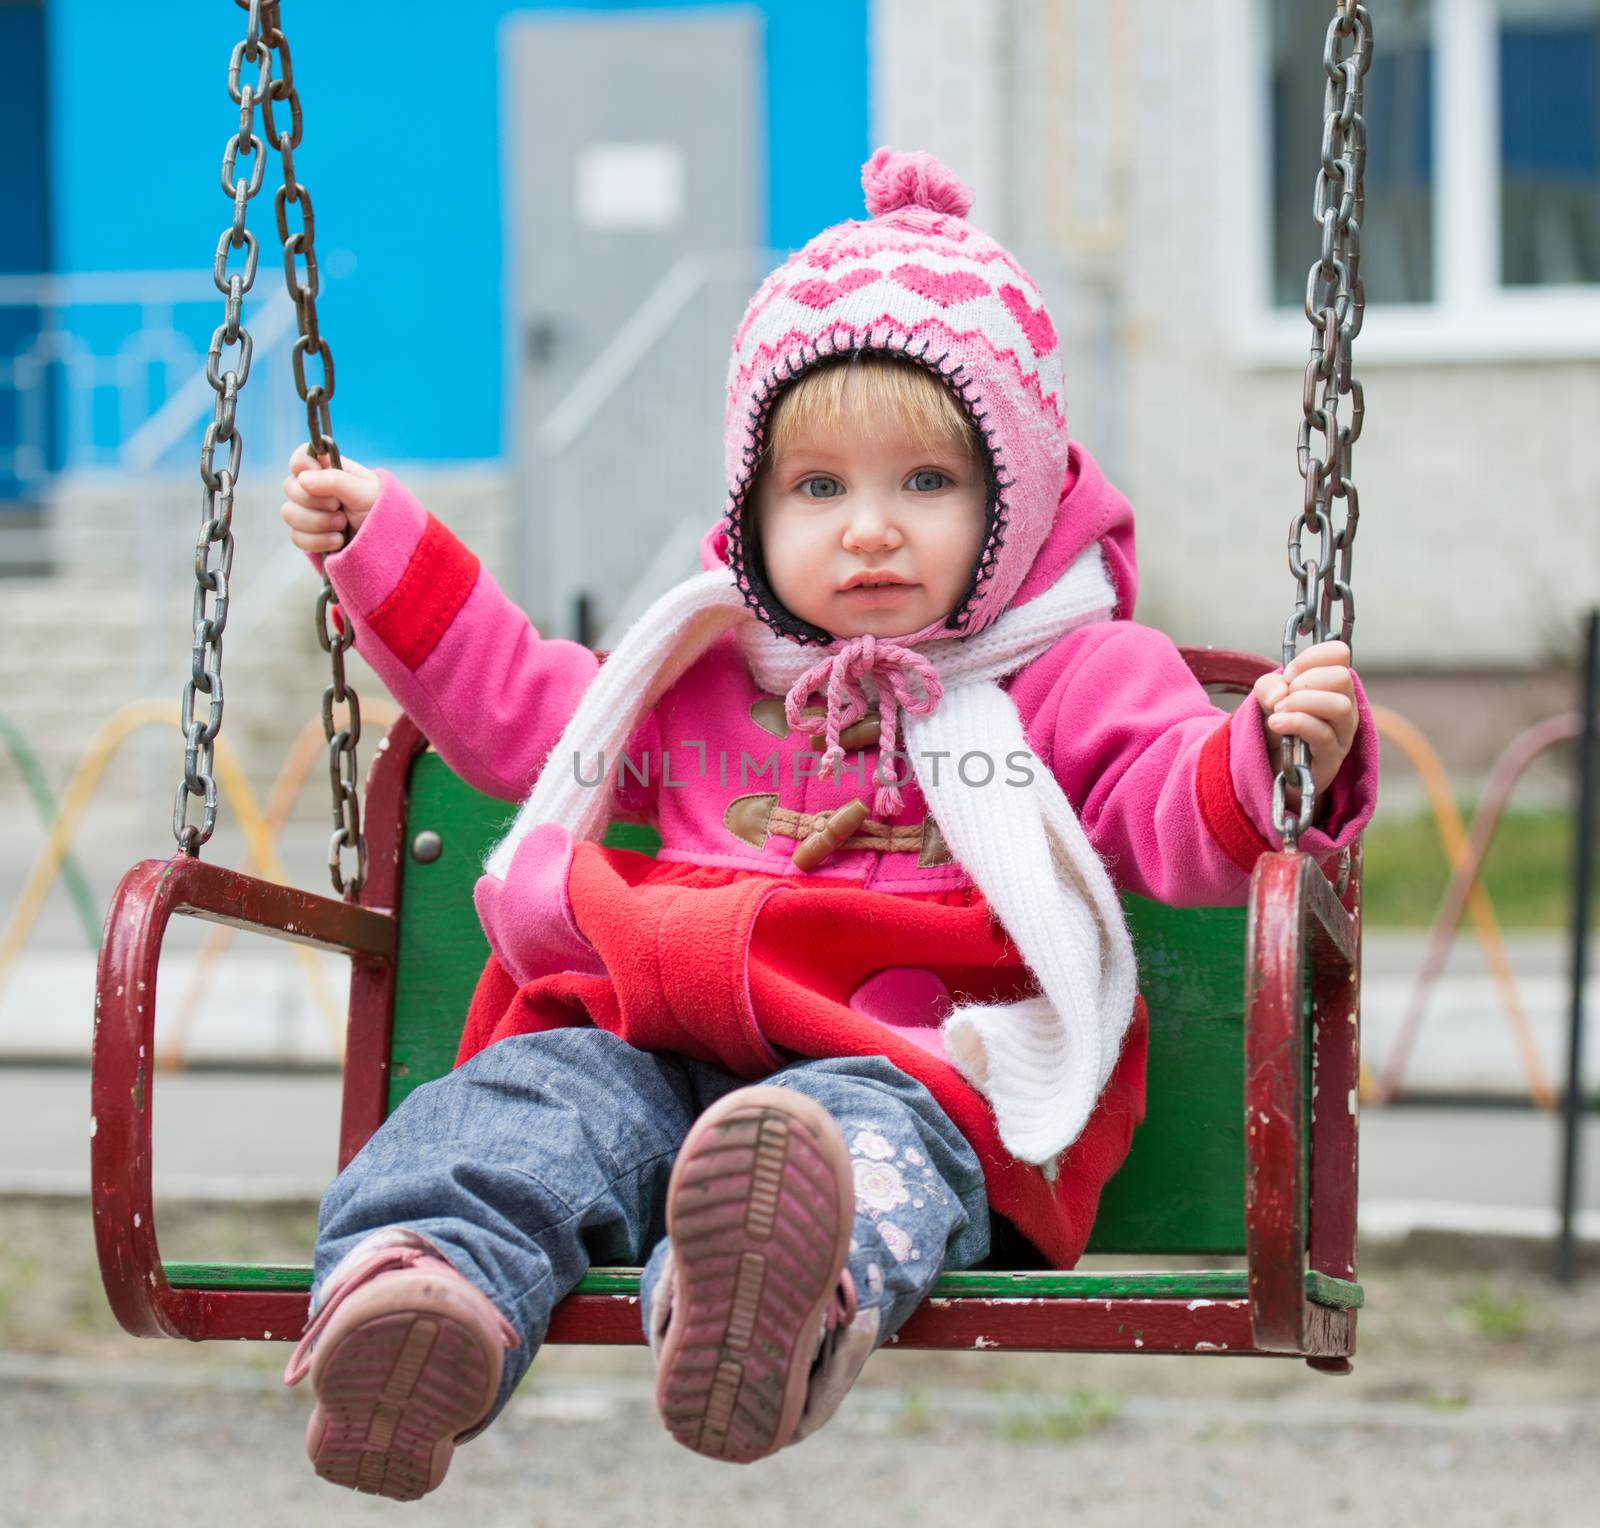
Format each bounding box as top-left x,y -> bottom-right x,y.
1195,719 -> 1277,874
455,846 -> 1148,1269
365,514 -> 481,671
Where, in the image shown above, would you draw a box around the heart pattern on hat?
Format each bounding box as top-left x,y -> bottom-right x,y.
998,283 -> 1058,358
786,269 -> 883,310
889,264 -> 992,308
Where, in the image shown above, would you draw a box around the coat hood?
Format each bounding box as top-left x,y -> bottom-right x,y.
709,147 -> 1121,648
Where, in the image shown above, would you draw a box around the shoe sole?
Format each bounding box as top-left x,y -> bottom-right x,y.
656,1086 -> 855,1464
305,1273 -> 502,1501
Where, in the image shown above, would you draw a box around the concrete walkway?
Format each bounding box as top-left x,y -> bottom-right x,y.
4,1184 -> 1598,1528
3,1347 -> 1595,1528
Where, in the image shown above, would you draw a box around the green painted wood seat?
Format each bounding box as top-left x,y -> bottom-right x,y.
170,754 -> 1293,1268
389,755 -> 1301,1261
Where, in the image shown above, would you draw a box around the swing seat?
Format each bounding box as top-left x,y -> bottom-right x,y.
91,650 -> 1363,1370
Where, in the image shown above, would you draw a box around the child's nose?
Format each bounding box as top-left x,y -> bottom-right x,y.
841,497 -> 902,550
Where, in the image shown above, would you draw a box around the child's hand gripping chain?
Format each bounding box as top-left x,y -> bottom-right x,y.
280,442 -> 381,553
1252,639 -> 1361,820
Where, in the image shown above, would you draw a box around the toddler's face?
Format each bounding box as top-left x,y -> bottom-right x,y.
753,422 -> 986,640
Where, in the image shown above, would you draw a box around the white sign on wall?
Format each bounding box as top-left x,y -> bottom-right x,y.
575,142 -> 687,232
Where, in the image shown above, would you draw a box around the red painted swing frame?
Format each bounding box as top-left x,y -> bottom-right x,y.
91,650 -> 1361,1365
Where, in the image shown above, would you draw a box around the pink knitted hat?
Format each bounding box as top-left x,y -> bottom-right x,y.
719,146 -> 1069,649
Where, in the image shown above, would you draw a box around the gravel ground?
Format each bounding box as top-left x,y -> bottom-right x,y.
2,1198 -> 1597,1527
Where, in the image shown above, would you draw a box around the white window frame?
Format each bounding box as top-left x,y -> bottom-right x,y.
1228,0 -> 1600,365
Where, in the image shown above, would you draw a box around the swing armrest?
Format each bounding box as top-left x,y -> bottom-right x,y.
1173,646 -> 1363,1361
1243,845 -> 1362,1357
91,855 -> 397,1339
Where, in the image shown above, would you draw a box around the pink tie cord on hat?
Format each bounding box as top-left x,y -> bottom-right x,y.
784,634 -> 943,818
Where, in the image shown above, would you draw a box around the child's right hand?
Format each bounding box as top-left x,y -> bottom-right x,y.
280,443 -> 381,554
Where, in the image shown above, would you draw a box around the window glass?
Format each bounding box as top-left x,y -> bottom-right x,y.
1272,0 -> 1435,306
1500,0 -> 1600,285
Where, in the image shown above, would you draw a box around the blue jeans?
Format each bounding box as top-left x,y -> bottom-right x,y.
312,1029 -> 991,1427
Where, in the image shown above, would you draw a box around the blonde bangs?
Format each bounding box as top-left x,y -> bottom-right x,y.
760,355 -> 983,473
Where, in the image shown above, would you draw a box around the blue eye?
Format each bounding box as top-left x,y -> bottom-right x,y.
799,476 -> 843,499
910,470 -> 950,492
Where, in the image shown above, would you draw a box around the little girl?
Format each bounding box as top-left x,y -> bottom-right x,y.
278,148 -> 1376,1500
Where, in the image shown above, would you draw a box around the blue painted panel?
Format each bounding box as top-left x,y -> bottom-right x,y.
43,1 -> 869,463
0,3 -> 49,275
0,2 -> 51,502
763,0 -> 868,251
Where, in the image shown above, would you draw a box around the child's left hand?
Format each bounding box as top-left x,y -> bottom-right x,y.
1252,640 -> 1360,818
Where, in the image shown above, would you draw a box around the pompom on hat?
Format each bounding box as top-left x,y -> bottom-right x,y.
718,146 -> 1069,648
860,146 -> 975,219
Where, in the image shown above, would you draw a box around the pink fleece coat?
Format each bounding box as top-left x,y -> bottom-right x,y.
320,442 -> 1377,992
314,443 -> 1377,1260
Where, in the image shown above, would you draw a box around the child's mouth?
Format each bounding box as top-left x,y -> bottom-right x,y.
839,581 -> 916,605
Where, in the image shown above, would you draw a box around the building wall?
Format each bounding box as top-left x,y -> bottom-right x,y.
0,0 -> 51,515
42,0 -> 869,465
874,0 -> 1600,670
12,0 -> 1598,825
7,1 -> 871,813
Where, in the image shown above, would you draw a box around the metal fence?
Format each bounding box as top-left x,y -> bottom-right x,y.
0,270 -> 303,557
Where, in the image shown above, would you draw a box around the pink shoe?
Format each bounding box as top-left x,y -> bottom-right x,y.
655,1086 -> 857,1463
283,1234 -> 520,1501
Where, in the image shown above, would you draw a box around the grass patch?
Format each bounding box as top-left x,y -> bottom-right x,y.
1360,806 -> 1597,929
894,1388 -> 933,1437
1448,1281 -> 1543,1343
0,1252 -> 41,1343
992,1389 -> 1121,1444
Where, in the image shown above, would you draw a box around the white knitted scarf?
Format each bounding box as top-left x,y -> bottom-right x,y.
483,545 -> 1139,1168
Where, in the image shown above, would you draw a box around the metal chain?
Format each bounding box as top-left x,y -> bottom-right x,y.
174,0 -> 269,856
249,0 -> 367,895
1275,0 -> 1372,850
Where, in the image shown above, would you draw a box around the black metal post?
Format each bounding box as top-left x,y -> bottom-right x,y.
1556,609 -> 1598,1284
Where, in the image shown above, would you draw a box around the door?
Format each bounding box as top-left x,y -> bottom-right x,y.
504,9 -> 764,637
